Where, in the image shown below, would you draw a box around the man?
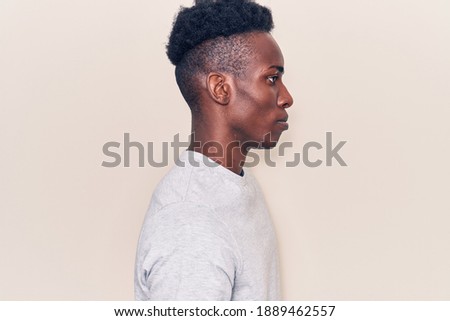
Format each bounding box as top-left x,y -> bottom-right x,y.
135,0 -> 293,300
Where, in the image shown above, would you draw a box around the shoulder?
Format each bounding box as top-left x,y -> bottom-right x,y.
135,201 -> 243,299
141,201 -> 232,246
137,201 -> 243,273
150,154 -> 222,206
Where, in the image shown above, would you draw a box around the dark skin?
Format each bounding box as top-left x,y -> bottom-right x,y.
188,32 -> 294,175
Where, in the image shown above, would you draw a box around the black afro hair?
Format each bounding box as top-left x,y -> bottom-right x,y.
167,0 -> 274,66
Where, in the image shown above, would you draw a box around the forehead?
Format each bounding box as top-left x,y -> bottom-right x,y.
247,32 -> 284,70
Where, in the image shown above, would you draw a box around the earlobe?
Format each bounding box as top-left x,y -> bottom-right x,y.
207,73 -> 230,105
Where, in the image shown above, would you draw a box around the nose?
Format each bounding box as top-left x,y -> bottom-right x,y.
277,83 -> 294,109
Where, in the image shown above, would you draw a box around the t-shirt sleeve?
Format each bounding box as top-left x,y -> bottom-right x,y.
136,202 -> 240,300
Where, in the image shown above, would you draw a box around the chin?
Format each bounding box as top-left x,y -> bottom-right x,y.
244,132 -> 281,150
260,140 -> 279,149
260,132 -> 281,149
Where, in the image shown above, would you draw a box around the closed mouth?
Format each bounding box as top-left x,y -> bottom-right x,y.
276,115 -> 289,123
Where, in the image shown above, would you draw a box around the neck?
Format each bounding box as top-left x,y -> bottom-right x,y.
188,117 -> 248,175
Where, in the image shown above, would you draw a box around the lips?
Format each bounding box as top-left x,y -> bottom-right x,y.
276,114 -> 289,130
276,114 -> 289,123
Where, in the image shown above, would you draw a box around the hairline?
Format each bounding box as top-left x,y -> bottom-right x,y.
175,31 -> 271,112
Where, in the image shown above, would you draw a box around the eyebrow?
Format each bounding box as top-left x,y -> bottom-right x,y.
268,65 -> 285,74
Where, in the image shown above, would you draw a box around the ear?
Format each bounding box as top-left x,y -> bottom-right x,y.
206,73 -> 231,105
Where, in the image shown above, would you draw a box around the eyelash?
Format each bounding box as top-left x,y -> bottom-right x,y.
267,75 -> 279,85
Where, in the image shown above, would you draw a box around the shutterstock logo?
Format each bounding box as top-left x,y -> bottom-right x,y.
101,132 -> 348,168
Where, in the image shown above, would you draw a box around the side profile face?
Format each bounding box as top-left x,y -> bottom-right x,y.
227,32 -> 294,149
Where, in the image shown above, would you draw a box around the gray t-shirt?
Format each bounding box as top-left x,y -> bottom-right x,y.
134,150 -> 280,300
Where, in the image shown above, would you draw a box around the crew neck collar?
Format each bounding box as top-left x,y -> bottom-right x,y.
179,150 -> 248,184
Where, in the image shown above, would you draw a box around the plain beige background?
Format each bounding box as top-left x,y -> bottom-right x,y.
1,0 -> 449,300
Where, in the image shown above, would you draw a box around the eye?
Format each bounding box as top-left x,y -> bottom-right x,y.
267,75 -> 279,85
